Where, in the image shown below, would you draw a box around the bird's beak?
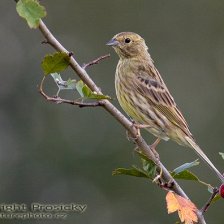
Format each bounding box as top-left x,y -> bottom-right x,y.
106,38 -> 119,46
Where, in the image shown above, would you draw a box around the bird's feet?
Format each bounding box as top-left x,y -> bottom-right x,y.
131,120 -> 151,139
149,138 -> 161,160
126,121 -> 151,143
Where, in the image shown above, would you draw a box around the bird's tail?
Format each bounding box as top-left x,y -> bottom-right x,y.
185,136 -> 224,183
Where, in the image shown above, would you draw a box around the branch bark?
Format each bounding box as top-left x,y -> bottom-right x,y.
38,20 -> 206,223
201,188 -> 219,214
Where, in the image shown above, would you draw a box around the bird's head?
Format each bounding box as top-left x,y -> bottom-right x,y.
106,32 -> 148,59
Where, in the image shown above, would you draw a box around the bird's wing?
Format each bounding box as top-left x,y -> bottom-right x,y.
135,74 -> 191,134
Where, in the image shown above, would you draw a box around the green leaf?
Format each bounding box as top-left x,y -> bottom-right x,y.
50,73 -> 76,90
171,160 -> 200,181
112,166 -> 149,178
76,80 -> 91,98
66,79 -> 77,90
134,150 -> 157,178
219,152 -> 224,160
76,80 -> 88,97
16,0 -> 46,28
135,150 -> 156,164
88,91 -> 111,100
142,159 -> 157,178
41,52 -> 70,75
171,170 -> 200,181
76,80 -> 111,100
172,159 -> 200,174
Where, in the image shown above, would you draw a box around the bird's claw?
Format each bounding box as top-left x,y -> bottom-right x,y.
153,167 -> 163,183
131,121 -> 151,139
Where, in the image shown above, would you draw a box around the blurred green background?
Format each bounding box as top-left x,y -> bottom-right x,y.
1,0 -> 224,223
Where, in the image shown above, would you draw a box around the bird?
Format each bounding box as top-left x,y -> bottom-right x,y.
106,32 -> 224,183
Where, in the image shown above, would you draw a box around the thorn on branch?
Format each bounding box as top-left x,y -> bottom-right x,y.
41,40 -> 55,48
38,76 -> 102,108
82,53 -> 110,70
41,40 -> 49,44
68,52 -> 74,57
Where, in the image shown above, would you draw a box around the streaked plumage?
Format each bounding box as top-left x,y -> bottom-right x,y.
107,32 -> 224,182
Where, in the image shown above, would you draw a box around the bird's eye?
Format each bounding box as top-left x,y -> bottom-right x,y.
124,38 -> 131,43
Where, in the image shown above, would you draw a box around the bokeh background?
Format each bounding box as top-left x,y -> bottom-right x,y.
1,0 -> 224,223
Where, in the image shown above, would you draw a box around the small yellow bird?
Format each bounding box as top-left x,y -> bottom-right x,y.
107,32 -> 224,183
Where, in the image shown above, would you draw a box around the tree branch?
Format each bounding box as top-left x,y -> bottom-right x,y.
38,20 -> 206,223
201,188 -> 219,214
82,54 -> 110,70
39,76 -> 102,108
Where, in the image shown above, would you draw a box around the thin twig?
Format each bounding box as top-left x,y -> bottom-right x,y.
41,40 -> 49,44
41,39 -> 56,48
39,77 -> 102,108
36,19 -> 206,224
200,188 -> 219,214
82,54 -> 110,70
